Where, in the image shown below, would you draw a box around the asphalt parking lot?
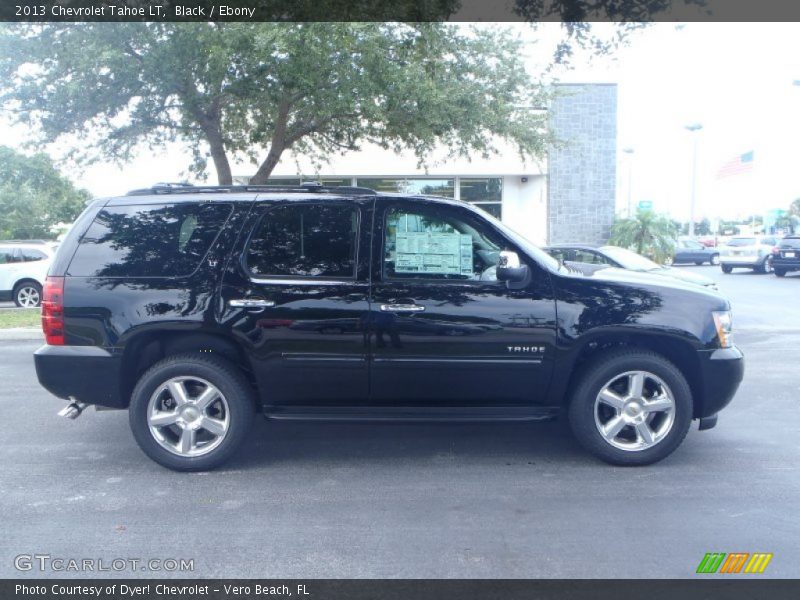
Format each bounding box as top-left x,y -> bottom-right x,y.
1,265 -> 799,579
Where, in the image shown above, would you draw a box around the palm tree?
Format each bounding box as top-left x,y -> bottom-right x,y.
609,210 -> 677,264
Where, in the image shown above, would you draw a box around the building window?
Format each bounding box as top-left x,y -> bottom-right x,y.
460,178 -> 502,219
356,178 -> 455,198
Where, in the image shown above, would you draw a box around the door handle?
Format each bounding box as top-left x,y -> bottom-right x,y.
380,303 -> 425,313
229,298 -> 275,309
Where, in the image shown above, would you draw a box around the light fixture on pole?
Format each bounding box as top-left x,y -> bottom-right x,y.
685,123 -> 703,236
622,147 -> 634,217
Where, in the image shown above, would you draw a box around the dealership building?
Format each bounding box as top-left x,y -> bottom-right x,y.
239,84 -> 617,246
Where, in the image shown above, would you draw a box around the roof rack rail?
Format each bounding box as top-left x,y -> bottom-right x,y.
126,182 -> 377,196
0,239 -> 52,245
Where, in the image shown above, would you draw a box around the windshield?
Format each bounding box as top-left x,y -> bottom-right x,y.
599,246 -> 661,271
726,238 -> 757,247
469,205 -> 561,271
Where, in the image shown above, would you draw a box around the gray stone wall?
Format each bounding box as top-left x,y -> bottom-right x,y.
548,84 -> 617,245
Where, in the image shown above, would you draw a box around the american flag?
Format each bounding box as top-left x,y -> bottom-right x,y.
716,151 -> 754,179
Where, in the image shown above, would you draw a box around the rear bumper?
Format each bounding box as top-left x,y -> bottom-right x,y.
34,344 -> 125,408
720,256 -> 762,267
773,257 -> 800,271
695,345 -> 744,419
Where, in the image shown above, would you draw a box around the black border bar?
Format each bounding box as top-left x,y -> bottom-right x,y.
3,0 -> 800,22
4,579 -> 800,600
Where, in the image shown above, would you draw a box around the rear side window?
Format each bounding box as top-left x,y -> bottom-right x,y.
246,204 -> 358,278
68,203 -> 232,277
19,248 -> 47,262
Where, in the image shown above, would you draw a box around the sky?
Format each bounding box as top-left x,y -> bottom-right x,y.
2,22 -> 800,222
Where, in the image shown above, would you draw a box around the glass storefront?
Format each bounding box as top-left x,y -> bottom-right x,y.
460,177 -> 502,219
356,178 -> 455,197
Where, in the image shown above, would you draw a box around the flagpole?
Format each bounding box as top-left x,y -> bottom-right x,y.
685,123 -> 703,237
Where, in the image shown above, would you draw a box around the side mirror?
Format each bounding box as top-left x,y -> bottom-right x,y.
496,250 -> 529,283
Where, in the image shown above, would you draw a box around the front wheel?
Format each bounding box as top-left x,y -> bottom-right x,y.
129,353 -> 255,471
710,254 -> 720,266
568,349 -> 693,466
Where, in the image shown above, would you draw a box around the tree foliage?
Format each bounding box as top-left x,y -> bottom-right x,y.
0,146 -> 90,239
0,23 -> 554,185
609,209 -> 678,264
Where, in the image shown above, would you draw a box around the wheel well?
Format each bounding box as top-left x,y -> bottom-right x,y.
119,331 -> 256,408
13,278 -> 41,292
569,333 -> 704,417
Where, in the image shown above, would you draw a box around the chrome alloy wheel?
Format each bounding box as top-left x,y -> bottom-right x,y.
593,370 -> 676,451
16,285 -> 41,307
147,376 -> 230,457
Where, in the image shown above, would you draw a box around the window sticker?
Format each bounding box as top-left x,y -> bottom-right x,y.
395,231 -> 473,276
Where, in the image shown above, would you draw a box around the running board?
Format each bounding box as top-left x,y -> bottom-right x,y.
263,406 -> 560,422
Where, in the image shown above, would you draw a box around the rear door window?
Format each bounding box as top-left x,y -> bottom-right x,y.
68,203 -> 233,277
19,248 -> 47,262
246,203 -> 358,279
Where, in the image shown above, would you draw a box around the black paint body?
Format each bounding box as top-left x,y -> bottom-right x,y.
34,192 -> 744,423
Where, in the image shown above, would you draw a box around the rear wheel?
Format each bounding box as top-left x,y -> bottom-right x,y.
568,349 -> 693,466
694,260 -> 704,266
758,256 -> 773,274
13,281 -> 42,308
721,265 -> 733,274
710,254 -> 720,266
775,268 -> 787,277
128,353 -> 255,471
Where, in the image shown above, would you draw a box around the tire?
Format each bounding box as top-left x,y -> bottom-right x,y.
128,353 -> 256,471
775,268 -> 786,278
710,254 -> 720,266
567,349 -> 693,466
694,261 -> 704,266
13,280 -> 42,308
757,256 -> 773,274
721,265 -> 733,274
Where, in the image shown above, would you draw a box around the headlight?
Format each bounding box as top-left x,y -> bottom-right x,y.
712,310 -> 733,348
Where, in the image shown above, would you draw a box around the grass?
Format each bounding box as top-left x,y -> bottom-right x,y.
0,308 -> 41,329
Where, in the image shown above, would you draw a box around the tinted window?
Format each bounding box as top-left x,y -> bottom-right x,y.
383,206 -> 503,281
69,203 -> 232,277
247,204 -> 358,278
727,238 -> 756,247
573,250 -> 607,265
779,237 -> 800,249
0,248 -> 14,264
19,248 -> 47,262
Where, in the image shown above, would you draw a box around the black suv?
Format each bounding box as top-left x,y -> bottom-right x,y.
773,235 -> 800,277
34,185 -> 744,470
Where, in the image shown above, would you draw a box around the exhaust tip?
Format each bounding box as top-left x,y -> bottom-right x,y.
58,400 -> 88,420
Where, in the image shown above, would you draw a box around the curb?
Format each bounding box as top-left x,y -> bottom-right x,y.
0,328 -> 44,341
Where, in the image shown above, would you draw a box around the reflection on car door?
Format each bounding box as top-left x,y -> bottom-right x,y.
220,198 -> 373,408
368,198 -> 557,407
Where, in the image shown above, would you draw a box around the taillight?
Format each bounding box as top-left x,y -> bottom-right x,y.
41,276 -> 65,345
772,246 -> 780,255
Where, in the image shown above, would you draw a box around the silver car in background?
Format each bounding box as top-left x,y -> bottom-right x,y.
719,235 -> 777,274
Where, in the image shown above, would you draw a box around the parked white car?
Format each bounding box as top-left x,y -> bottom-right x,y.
719,235 -> 778,274
0,241 -> 55,307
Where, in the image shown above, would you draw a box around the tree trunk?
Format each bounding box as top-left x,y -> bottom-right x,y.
249,99 -> 291,185
249,145 -> 284,184
205,127 -> 232,185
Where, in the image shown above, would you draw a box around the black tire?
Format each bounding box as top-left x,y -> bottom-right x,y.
567,349 -> 693,466
13,280 -> 43,308
694,261 -> 704,266
721,265 -> 733,274
710,254 -> 720,266
128,353 -> 256,471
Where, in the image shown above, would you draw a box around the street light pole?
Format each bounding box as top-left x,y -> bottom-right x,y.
685,123 -> 703,237
622,147 -> 634,217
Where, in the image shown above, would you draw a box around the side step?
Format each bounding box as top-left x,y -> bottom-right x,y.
263,405 -> 560,422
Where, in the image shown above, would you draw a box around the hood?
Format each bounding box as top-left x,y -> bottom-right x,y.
653,267 -> 717,289
562,263 -> 722,296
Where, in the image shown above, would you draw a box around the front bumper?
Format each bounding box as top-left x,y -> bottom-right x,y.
34,344 -> 125,408
695,345 -> 744,419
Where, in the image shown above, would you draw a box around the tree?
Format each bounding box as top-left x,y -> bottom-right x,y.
0,146 -> 90,239
609,210 -> 678,264
0,23 -> 554,185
